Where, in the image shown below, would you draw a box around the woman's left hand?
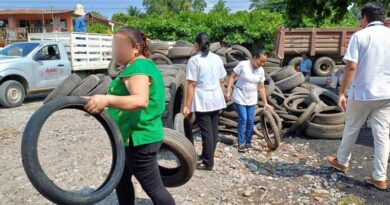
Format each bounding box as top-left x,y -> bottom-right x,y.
83,95 -> 110,114
264,103 -> 273,110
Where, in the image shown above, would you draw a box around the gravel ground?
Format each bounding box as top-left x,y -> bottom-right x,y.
0,94 -> 387,205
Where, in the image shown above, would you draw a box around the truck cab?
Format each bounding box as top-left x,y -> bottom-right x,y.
0,42 -> 71,108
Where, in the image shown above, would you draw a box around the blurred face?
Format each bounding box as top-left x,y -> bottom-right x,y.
112,32 -> 141,65
251,54 -> 267,69
359,15 -> 368,28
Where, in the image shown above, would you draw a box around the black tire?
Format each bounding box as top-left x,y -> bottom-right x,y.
312,106 -> 345,125
215,47 -> 232,57
305,122 -> 344,139
265,78 -> 276,97
259,110 -> 280,151
270,66 -> 296,82
70,75 -> 101,96
283,95 -> 310,114
21,96 -> 125,205
288,102 -> 319,133
263,66 -> 281,75
266,57 -> 282,65
290,86 -> 310,94
159,128 -> 197,187
174,40 -> 194,47
279,113 -> 299,121
231,45 -> 252,59
268,92 -> 285,111
226,50 -> 248,62
149,42 -> 170,51
173,113 -> 185,135
0,80 -> 26,108
210,42 -> 221,52
288,57 -> 302,72
87,76 -> 112,96
172,58 -> 189,64
150,53 -> 173,65
313,57 -> 336,77
275,72 -> 305,92
159,65 -> 186,128
310,87 -> 338,106
108,59 -> 122,78
219,117 -> 238,128
168,47 -> 194,59
151,50 -> 169,56
44,73 -> 81,104
269,109 -> 282,130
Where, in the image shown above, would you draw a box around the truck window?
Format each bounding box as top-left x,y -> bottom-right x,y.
34,45 -> 61,61
0,43 -> 39,57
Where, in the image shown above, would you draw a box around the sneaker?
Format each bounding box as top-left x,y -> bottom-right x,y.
196,163 -> 213,171
238,144 -> 246,153
246,144 -> 253,150
326,156 -> 348,173
365,177 -> 387,190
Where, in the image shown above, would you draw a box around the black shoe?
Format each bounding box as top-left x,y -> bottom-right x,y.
197,163 -> 213,171
246,144 -> 253,150
238,144 -> 246,153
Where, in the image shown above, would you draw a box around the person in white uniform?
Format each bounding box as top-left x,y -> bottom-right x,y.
327,2 -> 390,190
225,49 -> 272,153
183,33 -> 227,170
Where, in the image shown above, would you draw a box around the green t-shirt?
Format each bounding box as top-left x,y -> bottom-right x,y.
106,58 -> 165,147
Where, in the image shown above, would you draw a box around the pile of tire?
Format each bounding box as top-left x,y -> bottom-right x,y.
265,66 -> 345,139
147,40 -> 281,71
218,65 -> 345,150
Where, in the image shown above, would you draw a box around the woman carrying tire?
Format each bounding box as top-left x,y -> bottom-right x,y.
225,49 -> 272,153
83,27 -> 175,205
183,33 -> 227,171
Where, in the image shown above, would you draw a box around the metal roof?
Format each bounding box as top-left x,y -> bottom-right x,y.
0,9 -> 74,15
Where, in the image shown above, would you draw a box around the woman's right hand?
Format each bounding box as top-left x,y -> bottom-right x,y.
183,106 -> 191,119
225,92 -> 231,102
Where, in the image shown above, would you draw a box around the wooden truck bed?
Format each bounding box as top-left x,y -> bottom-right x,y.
273,27 -> 359,60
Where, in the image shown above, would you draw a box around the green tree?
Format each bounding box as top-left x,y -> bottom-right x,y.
143,0 -> 195,14
249,0 -> 285,12
192,0 -> 207,12
127,6 -> 143,17
210,0 -> 230,13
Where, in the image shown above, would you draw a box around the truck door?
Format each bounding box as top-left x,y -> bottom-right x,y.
32,44 -> 70,89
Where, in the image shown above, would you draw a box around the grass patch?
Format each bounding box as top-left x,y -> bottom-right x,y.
338,195 -> 365,205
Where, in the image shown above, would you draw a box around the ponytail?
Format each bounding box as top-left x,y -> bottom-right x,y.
195,32 -> 210,57
115,27 -> 149,58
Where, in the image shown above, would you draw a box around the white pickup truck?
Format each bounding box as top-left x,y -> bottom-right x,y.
0,32 -> 112,108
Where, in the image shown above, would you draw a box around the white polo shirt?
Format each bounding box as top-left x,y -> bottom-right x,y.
343,21 -> 390,101
232,60 -> 265,106
186,52 -> 227,112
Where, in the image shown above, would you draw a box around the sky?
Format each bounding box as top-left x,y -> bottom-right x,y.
0,0 -> 252,18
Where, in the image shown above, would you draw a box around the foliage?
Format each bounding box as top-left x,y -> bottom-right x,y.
87,22 -> 112,34
127,6 -> 143,17
142,0 -> 206,14
113,10 -> 283,52
210,0 -> 230,14
192,0 -> 207,12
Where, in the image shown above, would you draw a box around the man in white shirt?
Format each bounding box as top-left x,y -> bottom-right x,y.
327,2 -> 390,190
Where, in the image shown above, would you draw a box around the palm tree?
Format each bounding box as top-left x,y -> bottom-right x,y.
127,6 -> 142,17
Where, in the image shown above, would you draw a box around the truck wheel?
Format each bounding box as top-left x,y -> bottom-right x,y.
288,57 -> 302,72
21,96 -> 125,205
0,80 -> 25,108
313,57 -> 336,77
159,65 -> 186,128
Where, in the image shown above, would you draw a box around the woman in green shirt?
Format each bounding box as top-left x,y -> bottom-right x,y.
84,27 -> 175,205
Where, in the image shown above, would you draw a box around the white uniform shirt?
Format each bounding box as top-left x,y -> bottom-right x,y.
343,21 -> 390,101
232,60 -> 265,106
186,52 -> 227,112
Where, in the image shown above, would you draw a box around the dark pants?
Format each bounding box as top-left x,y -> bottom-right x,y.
195,110 -> 219,168
115,142 -> 175,205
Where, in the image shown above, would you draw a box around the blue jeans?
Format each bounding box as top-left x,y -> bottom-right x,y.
234,103 -> 256,145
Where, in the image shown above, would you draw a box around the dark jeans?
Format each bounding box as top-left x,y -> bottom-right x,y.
195,110 -> 219,168
115,142 -> 175,205
234,103 -> 255,145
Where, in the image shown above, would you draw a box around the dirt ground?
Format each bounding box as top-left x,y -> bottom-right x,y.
0,94 -> 388,205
